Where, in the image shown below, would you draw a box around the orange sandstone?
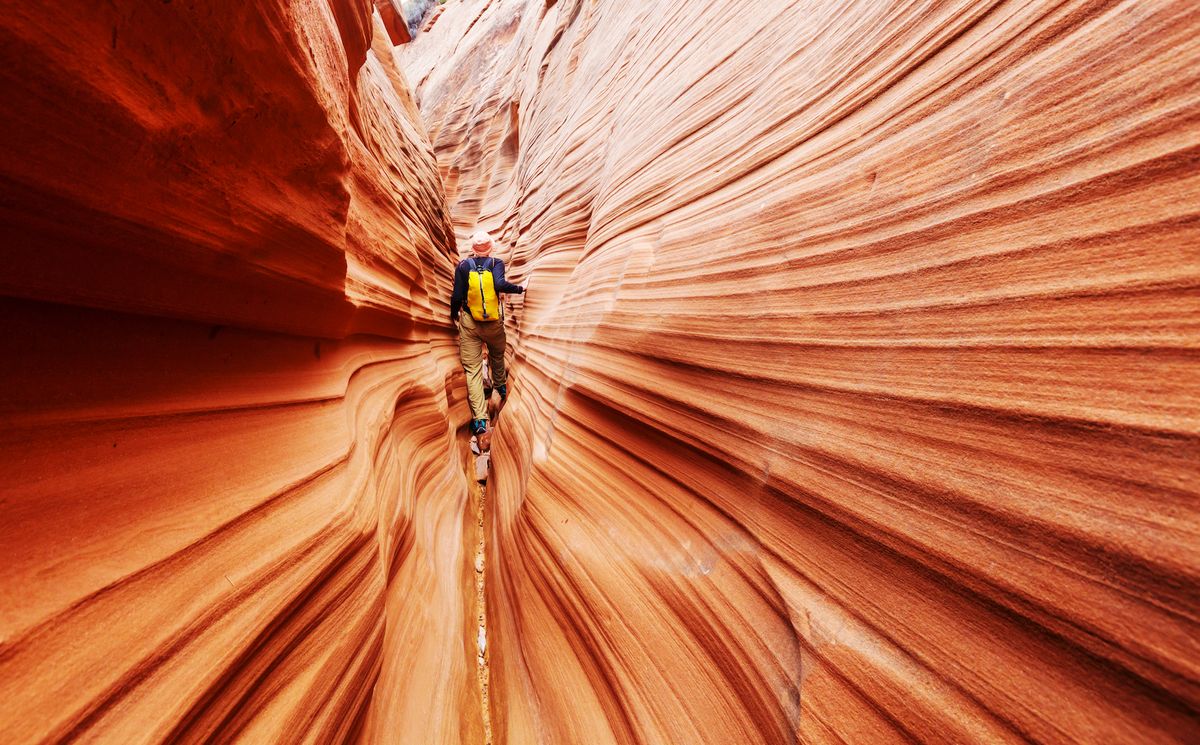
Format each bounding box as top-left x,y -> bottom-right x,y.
0,2 -> 479,743
403,0 -> 1200,742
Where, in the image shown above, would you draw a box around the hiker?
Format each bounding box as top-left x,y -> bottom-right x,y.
450,230 -> 525,437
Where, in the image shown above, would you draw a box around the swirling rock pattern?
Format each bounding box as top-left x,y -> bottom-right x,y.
0,2 -> 480,743
403,0 -> 1200,742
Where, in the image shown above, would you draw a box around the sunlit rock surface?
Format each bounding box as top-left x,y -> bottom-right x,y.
0,3 -> 481,743
403,0 -> 1200,742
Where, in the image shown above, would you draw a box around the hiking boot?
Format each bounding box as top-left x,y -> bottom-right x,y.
496,384 -> 507,403
470,418 -> 488,436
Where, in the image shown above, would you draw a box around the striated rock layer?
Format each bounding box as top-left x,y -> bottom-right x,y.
0,2 -> 480,743
404,0 -> 1200,742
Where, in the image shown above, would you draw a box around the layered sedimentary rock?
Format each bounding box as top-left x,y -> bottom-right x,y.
404,1 -> 1200,742
0,2 -> 481,743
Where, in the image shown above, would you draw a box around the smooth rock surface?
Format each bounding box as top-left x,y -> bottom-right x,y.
402,1 -> 1200,743
0,2 -> 479,743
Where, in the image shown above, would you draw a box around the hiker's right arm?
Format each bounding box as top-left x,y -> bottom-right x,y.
491,259 -> 525,295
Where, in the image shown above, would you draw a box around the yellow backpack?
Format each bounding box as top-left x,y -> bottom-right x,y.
465,257 -> 501,321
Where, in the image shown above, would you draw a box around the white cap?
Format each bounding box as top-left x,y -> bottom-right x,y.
471,231 -> 492,246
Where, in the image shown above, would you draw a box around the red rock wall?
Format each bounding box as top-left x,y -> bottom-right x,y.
0,2 -> 481,743
403,1 -> 1200,743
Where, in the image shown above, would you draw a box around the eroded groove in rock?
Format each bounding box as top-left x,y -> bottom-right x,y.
403,0 -> 1200,742
472,473 -> 496,745
0,2 -> 481,744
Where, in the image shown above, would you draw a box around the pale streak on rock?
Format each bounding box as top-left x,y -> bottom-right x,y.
404,0 -> 1200,742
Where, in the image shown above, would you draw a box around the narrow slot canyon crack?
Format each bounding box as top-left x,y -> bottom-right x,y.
472,473 -> 494,745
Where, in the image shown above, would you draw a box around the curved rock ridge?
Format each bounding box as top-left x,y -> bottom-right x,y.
1,2 -> 481,743
402,0 -> 1200,742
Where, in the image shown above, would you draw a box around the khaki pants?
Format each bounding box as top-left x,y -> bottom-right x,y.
458,313 -> 508,421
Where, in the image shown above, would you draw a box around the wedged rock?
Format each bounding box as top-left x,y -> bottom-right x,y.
375,0 -> 412,44
402,1 -> 1200,743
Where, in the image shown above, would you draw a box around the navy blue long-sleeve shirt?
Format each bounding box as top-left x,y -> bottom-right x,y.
450,256 -> 524,322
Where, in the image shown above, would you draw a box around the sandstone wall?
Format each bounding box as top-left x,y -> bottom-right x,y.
403,1 -> 1200,742
0,3 -> 479,743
